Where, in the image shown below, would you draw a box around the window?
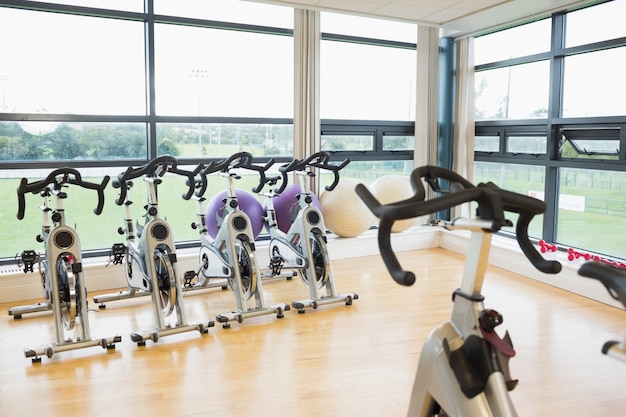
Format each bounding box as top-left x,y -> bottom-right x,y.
320,12 -> 416,122
154,0 -> 293,28
474,0 -> 626,259
320,40 -> 416,121
475,60 -> 550,120
560,127 -> 620,159
565,0 -> 626,47
154,24 -> 293,118
319,12 -> 416,189
562,47 -> 626,118
473,161 -> 545,239
0,2 -> 416,262
557,168 -> 626,258
156,123 -> 293,159
0,8 -> 145,115
474,19 -> 551,65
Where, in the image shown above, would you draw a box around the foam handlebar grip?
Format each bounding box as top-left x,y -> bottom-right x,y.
516,212 -> 562,274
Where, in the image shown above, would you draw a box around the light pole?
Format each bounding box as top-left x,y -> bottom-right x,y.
190,68 -> 208,156
0,74 -> 10,112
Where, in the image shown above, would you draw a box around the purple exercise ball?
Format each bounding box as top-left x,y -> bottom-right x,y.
205,189 -> 265,239
267,184 -> 321,233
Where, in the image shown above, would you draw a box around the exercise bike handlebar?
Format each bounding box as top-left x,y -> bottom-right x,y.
187,160 -> 220,199
215,151 -> 275,194
355,165 -> 561,287
17,167 -> 110,220
112,155 -> 196,204
276,151 -> 351,194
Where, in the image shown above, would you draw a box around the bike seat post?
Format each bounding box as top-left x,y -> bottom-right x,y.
51,188 -> 67,227
143,176 -> 161,220
40,189 -> 52,235
445,219 -> 497,326
294,169 -> 312,196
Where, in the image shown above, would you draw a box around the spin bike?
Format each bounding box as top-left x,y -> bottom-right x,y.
355,165 -> 562,417
258,151 -> 358,313
188,152 -> 290,328
578,261 -> 626,362
15,168 -> 121,361
109,156 -> 212,345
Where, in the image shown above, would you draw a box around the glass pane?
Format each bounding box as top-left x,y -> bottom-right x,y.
558,167 -> 626,258
339,160 -> 416,185
473,161 -> 545,238
321,41 -> 416,121
321,11 -> 416,43
475,135 -> 500,152
47,0 -> 143,11
0,8 -> 145,115
154,0 -> 293,28
321,135 -> 374,151
562,47 -> 626,117
4,167 -> 126,258
155,24 -> 293,118
560,127 -> 620,159
383,135 -> 413,151
475,60 -> 549,120
566,0 -> 626,47
506,136 -> 546,154
474,19 -> 551,65
156,123 -> 293,158
0,121 -> 147,161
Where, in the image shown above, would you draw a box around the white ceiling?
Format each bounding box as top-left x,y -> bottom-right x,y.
250,0 -> 599,36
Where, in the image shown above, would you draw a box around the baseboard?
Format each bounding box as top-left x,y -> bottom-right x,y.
0,227 -> 440,304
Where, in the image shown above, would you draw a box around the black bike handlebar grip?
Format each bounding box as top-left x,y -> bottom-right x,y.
168,164 -> 197,201
276,159 -> 300,194
355,183 -> 415,286
516,211 -> 562,274
248,159 -> 275,194
477,183 -> 561,274
190,162 -> 209,199
114,166 -> 134,205
16,177 -> 28,220
378,216 -> 416,286
92,175 -> 110,215
321,158 -> 350,191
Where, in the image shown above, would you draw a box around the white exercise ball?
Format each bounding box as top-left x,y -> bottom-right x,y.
319,178 -> 375,238
370,175 -> 418,232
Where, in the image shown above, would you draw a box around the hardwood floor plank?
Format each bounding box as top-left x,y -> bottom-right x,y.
1,248 -> 625,416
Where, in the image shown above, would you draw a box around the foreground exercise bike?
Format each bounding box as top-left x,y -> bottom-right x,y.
258,151 -> 358,313
109,156 -> 212,345
16,168 -> 121,361
355,165 -> 562,417
578,261 -> 626,362
189,152 -> 290,328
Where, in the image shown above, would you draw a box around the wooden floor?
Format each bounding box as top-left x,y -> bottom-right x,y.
0,248 -> 625,416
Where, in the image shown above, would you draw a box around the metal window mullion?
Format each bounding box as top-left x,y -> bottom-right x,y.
145,0 -> 157,159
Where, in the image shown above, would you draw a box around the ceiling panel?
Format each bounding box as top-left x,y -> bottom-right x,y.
248,0 -> 598,36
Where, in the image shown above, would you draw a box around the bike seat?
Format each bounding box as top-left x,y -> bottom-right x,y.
578,261 -> 626,308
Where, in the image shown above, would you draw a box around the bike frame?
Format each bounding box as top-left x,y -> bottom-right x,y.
408,220 -> 519,417
262,153 -> 358,313
16,169 -> 121,361
113,157 -> 211,344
